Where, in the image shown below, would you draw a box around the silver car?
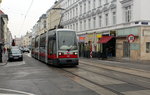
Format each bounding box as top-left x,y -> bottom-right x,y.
8,49 -> 23,61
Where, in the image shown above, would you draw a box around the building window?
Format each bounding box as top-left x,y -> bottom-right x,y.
112,12 -> 116,25
80,21 -> 82,31
88,19 -> 91,29
99,0 -> 102,6
44,21 -> 46,28
70,25 -> 72,29
73,8 -> 75,17
76,22 -> 78,31
124,5 -> 132,22
84,20 -> 86,30
93,0 -> 96,9
99,16 -> 102,27
105,0 -> 108,4
84,3 -> 86,13
76,7 -> 78,16
80,5 -> 82,14
105,13 -> 108,26
70,10 -> 72,19
93,17 -> 96,29
88,1 -> 91,11
73,23 -> 75,30
146,42 -> 150,53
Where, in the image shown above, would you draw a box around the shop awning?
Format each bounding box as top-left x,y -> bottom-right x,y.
97,36 -> 114,43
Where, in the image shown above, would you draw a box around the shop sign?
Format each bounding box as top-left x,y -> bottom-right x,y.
117,27 -> 139,37
96,34 -> 102,38
87,34 -> 94,38
78,36 -> 85,42
79,37 -> 85,40
128,34 -> 135,43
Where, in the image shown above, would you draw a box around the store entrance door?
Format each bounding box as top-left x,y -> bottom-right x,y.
123,41 -> 130,57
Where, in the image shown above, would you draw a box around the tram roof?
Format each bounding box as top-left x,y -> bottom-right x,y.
56,28 -> 74,31
48,28 -> 75,32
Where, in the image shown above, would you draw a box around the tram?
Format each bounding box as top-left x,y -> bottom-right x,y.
31,28 -> 79,66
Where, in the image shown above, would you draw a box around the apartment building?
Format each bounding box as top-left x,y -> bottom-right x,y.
22,32 -> 32,48
46,0 -> 63,30
61,0 -> 150,61
0,10 -> 11,48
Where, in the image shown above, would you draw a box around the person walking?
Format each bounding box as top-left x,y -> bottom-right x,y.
3,47 -> 6,54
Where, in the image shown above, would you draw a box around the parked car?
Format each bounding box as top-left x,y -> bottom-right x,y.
8,49 -> 23,61
11,46 -> 19,49
22,48 -> 30,53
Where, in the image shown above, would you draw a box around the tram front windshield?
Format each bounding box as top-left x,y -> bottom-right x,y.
58,30 -> 78,51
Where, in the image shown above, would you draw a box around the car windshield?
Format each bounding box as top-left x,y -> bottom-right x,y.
11,49 -> 21,54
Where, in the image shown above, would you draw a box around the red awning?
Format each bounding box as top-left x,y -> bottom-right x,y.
97,36 -> 113,43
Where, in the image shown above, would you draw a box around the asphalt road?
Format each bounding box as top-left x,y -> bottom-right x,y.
1,53 -> 150,95
0,54 -> 99,95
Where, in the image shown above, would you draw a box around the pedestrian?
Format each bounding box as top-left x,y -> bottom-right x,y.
3,47 -> 6,54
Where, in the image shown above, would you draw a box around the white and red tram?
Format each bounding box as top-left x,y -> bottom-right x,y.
31,29 -> 79,66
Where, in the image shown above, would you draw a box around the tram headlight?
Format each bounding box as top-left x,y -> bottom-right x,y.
58,52 -> 64,56
73,52 -> 78,55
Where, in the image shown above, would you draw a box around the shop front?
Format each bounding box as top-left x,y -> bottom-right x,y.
116,26 -> 140,60
78,35 -> 86,57
97,35 -> 116,59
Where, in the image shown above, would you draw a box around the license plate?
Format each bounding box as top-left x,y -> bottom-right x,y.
14,57 -> 19,59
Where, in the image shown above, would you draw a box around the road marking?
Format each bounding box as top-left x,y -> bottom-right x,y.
24,53 -> 31,57
0,88 -> 34,95
5,61 -> 25,67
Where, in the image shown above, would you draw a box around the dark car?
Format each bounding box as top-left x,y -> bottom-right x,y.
8,49 -> 23,61
22,48 -> 30,53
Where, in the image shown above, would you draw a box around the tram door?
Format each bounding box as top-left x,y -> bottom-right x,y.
123,41 -> 130,57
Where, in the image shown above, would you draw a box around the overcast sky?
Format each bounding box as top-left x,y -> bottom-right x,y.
1,0 -> 56,38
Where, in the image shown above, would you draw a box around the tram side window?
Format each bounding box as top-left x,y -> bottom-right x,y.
53,40 -> 56,54
48,40 -> 53,55
40,37 -> 46,53
48,38 -> 56,55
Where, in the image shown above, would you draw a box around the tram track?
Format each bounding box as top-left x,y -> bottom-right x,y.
53,61 -> 150,95
61,67 -> 125,95
79,61 -> 150,88
79,64 -> 150,88
79,59 -> 150,73
59,66 -> 150,95
79,60 -> 150,79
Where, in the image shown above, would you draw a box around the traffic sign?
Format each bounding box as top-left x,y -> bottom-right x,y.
128,34 -> 135,43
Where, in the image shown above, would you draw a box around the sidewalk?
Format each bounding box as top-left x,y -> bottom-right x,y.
105,57 -> 150,64
79,57 -> 150,71
0,51 -> 8,65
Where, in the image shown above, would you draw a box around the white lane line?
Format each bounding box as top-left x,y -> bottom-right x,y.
0,88 -> 35,95
5,61 -> 25,67
24,53 -> 31,57
0,93 -> 24,95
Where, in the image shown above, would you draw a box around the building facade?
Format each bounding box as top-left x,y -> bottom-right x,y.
22,32 -> 32,48
60,0 -> 150,61
46,0 -> 63,30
